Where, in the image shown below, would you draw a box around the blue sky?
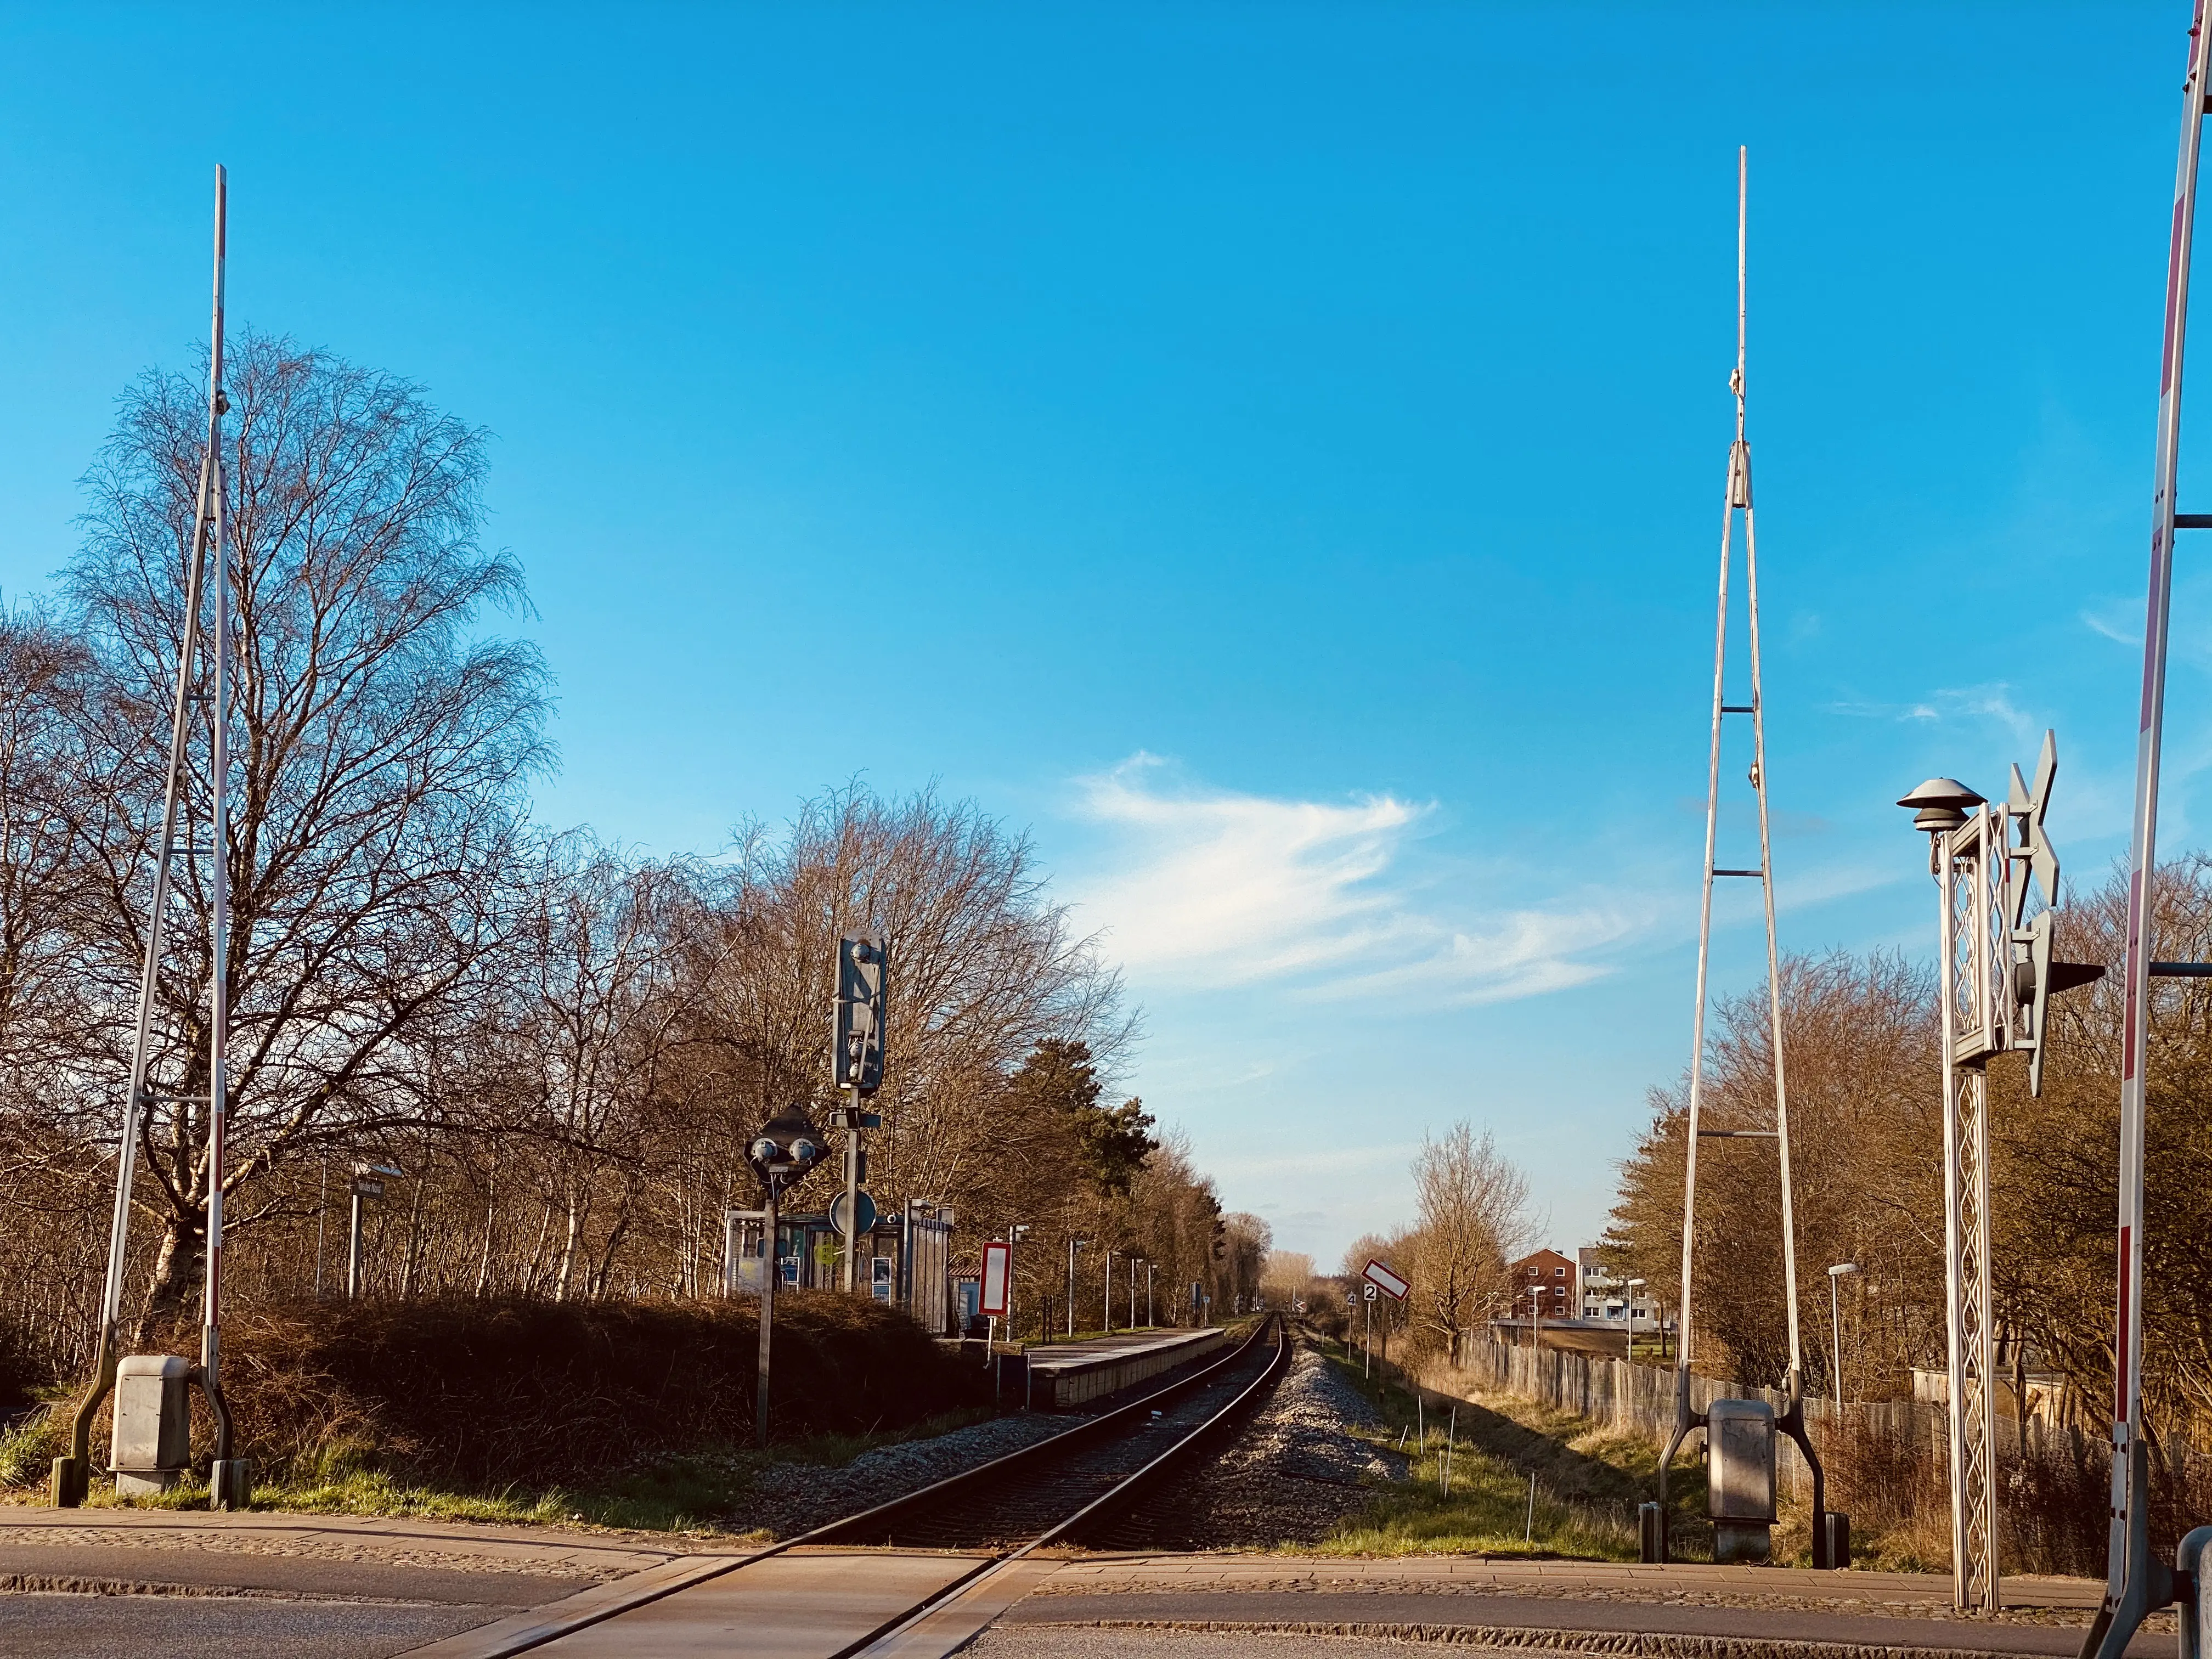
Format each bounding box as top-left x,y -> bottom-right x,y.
0,4 -> 2200,1267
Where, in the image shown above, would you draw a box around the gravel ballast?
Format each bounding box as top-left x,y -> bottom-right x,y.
1112,1338 -> 1405,1549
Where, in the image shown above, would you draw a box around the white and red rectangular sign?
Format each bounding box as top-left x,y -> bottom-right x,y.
980,1240 -> 1012,1317
1362,1258 -> 1409,1301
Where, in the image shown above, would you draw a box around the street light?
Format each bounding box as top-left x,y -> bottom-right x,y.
1626,1277 -> 1647,1366
1828,1263 -> 1860,1409
1065,1238 -> 1087,1338
1128,1257 -> 1143,1329
1144,1260 -> 1156,1327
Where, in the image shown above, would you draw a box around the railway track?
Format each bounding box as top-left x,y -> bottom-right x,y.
816,1310 -> 1290,1553
430,1316 -> 1294,1658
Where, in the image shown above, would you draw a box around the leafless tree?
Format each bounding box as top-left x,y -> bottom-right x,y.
66,333 -> 549,1338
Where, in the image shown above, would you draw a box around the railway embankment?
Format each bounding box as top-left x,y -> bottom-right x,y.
1252,1333 -> 1663,1560
0,1294 -> 1000,1530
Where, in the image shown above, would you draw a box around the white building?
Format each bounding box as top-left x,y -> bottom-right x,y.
1577,1246 -> 1660,1330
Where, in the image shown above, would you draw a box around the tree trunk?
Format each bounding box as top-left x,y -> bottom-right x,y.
475,1189 -> 495,1297
132,1209 -> 200,1349
554,1193 -> 580,1302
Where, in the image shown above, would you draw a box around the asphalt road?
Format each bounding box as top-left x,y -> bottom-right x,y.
0,1510 -> 2166,1659
0,1591 -> 494,1658
0,1509 -> 703,1658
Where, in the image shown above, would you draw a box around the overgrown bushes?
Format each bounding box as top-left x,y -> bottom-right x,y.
2,1293 -> 992,1494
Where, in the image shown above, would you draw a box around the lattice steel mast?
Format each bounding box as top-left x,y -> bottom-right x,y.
1654,149 -> 1826,1562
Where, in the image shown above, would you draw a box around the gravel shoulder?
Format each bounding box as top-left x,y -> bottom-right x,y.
1111,1336 -> 1407,1549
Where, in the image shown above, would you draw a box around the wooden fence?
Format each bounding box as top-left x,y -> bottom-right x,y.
1430,1336 -> 1948,1499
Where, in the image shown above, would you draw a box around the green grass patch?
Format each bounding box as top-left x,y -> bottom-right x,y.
0,1402 -> 997,1536
1302,1335 -> 1711,1561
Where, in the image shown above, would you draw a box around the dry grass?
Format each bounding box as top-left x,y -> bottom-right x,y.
1301,1338 -> 1678,1560
1819,1415 -> 2212,1578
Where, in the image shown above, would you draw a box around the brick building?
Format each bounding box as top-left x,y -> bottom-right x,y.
1510,1248 -> 1576,1321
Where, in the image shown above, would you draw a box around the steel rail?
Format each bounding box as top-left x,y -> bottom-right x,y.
451,1316 -> 1289,1659
814,1312 -> 1282,1547
828,1313 -> 1292,1659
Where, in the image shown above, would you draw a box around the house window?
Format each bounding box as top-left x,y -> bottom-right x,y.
1554,1266 -> 1566,1278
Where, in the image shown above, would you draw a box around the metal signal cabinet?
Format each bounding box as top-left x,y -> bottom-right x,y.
1706,1398 -> 1778,1564
111,1354 -> 193,1496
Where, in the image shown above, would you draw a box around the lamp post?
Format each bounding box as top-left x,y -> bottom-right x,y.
1828,1263 -> 1860,1409
1626,1277 -> 1647,1366
1065,1238 -> 1086,1338
1144,1260 -> 1155,1327
1128,1257 -> 1143,1329
1104,1247 -> 1116,1336
1006,1223 -> 1030,1334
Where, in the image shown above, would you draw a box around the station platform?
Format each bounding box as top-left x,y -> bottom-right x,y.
1020,1325 -> 1230,1410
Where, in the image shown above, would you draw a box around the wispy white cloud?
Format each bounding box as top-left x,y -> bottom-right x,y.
2081,603 -> 2141,647
1067,755 -> 1655,1006
1825,682 -> 2037,742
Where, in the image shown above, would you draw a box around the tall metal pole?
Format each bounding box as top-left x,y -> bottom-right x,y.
348,1188 -> 365,1299
200,162 -> 239,1503
840,1089 -> 861,1293
1831,1275 -> 1846,1410
1659,147 -> 1818,1558
55,167 -> 229,1509
2083,9 -> 2212,1654
757,1177 -> 779,1447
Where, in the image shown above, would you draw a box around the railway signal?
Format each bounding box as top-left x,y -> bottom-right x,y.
832,933 -> 888,1291
834,934 -> 887,1093
1901,738 -> 2105,1611
747,1103 -> 830,1446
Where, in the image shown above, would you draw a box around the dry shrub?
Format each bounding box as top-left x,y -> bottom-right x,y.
2001,1430 -> 2108,1577
1819,1415 -> 1953,1571
210,1293 -> 990,1485
1822,1414 -> 2212,1577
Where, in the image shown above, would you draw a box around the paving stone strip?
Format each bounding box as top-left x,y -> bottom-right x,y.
0,1525 -> 648,1577
0,1572 -> 477,1602
997,1622 -> 2107,1659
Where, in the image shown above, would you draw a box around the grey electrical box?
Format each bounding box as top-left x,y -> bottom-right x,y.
111,1354 -> 192,1496
1706,1397 -> 1776,1564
